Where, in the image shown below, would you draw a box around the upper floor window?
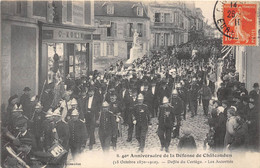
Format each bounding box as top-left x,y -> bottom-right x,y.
137,7 -> 143,16
107,5 -> 114,14
155,13 -> 161,22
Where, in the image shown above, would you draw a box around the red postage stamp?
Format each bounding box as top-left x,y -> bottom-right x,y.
222,3 -> 257,46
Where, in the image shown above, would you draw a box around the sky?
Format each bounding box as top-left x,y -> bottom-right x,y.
195,1 -> 216,25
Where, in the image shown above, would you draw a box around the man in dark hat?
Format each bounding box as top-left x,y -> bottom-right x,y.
246,98 -> 259,151
20,87 -> 31,118
158,97 -> 175,152
239,83 -> 248,96
249,83 -> 259,105
85,87 -> 101,150
217,83 -> 226,103
133,93 -> 151,153
98,101 -> 117,152
68,109 -> 87,159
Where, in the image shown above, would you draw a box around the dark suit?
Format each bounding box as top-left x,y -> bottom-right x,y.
158,105 -> 175,149
84,95 -> 101,148
133,104 -> 150,151
68,120 -> 87,157
171,96 -> 183,137
98,111 -> 117,152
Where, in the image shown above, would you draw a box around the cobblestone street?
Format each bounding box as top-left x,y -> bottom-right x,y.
77,104 -> 209,154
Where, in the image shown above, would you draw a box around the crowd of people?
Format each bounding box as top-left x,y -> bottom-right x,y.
1,47 -> 259,167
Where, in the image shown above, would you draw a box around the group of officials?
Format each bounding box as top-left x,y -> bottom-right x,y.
1,50 -> 259,167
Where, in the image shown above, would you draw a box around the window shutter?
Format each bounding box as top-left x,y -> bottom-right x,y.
114,22 -> 117,37
114,42 -> 118,56
100,42 -> 103,56
161,13 -> 164,22
160,33 -> 164,46
171,13 -> 174,23
103,42 -> 107,56
143,23 -> 146,37
152,14 -> 155,22
124,23 -> 127,37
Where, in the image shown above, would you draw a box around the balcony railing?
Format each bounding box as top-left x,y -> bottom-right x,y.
152,22 -> 184,29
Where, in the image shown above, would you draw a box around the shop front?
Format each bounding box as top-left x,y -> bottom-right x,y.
39,23 -> 96,91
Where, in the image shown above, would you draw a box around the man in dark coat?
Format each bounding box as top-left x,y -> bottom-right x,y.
126,89 -> 138,142
20,87 -> 31,118
158,96 -> 175,152
68,109 -> 87,158
133,93 -> 151,153
171,89 -> 183,138
189,78 -> 199,117
249,83 -> 259,106
217,83 -> 226,103
98,101 -> 117,152
84,87 -> 101,150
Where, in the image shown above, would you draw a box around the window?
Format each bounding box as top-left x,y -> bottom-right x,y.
47,43 -> 64,84
107,27 -> 111,37
137,23 -> 143,37
33,1 -> 47,17
94,43 -> 100,57
155,33 -> 160,47
164,33 -> 170,46
107,43 -> 114,56
107,5 -> 114,14
164,13 -> 171,23
155,13 -> 161,22
126,23 -> 133,37
137,7 -> 143,16
174,12 -> 179,25
16,1 -> 22,14
67,1 -> 72,22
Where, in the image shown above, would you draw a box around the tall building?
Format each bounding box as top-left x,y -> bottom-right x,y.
1,1 -> 95,105
93,1 -> 150,71
147,1 -> 189,51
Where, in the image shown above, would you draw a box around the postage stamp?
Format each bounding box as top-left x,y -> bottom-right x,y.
222,3 -> 258,46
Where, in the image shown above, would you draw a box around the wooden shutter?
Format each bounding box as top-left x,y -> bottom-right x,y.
124,23 -> 127,37
143,23 -> 146,38
114,42 -> 118,56
114,22 -> 117,37
103,42 -> 107,56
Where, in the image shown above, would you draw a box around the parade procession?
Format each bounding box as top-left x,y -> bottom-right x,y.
1,0 -> 260,168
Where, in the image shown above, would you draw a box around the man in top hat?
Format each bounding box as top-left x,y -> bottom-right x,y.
133,93 -> 151,152
68,109 -> 87,158
189,78 -> 200,117
85,87 -> 101,150
199,82 -> 212,116
176,83 -> 188,120
20,87 -> 31,118
158,96 -> 175,152
41,83 -> 55,112
170,89 -> 183,138
249,83 -> 259,106
98,101 -> 117,152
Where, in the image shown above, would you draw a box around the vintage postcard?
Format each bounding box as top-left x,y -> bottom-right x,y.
1,0 -> 259,168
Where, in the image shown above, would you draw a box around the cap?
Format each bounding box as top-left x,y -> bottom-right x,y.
217,106 -> 225,113
137,93 -> 144,100
102,101 -> 109,107
71,109 -> 79,116
13,104 -> 23,112
53,108 -> 61,116
23,87 -> 31,92
70,98 -> 78,105
162,96 -> 169,104
172,89 -> 178,95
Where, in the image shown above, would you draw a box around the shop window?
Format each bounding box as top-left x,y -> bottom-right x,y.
107,27 -> 111,37
47,43 -> 64,84
155,13 -> 161,22
137,7 -> 143,16
74,44 -> 88,78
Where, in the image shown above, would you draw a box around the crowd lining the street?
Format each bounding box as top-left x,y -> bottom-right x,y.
1,42 -> 259,167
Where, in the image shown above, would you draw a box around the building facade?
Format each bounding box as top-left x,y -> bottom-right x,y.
1,1 -> 95,105
93,1 -> 150,71
147,2 -> 189,50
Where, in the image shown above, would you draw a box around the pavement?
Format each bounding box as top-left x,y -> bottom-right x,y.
67,103 -> 210,164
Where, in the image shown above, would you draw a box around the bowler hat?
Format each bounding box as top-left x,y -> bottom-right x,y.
23,87 -> 31,91
253,83 -> 259,88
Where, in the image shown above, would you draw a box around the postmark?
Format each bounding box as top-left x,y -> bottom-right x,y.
213,1 -> 258,46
